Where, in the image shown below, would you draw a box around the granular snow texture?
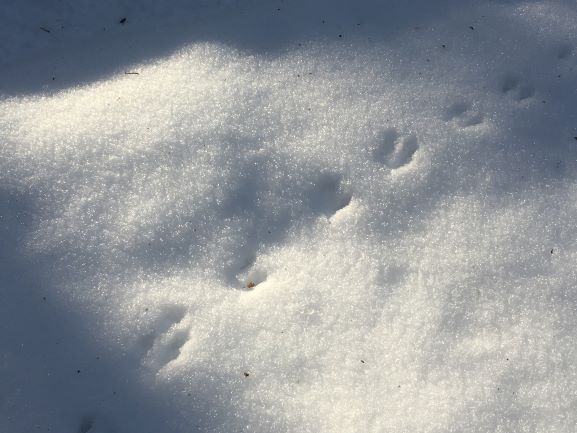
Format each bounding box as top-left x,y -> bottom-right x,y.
1,1 -> 577,432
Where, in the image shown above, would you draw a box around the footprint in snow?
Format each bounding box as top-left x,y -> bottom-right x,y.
139,305 -> 189,371
556,43 -> 573,60
77,415 -> 114,433
443,101 -> 484,127
500,75 -> 535,102
230,173 -> 352,291
235,252 -> 268,291
237,267 -> 268,291
373,128 -> 419,169
78,416 -> 94,433
309,173 -> 353,217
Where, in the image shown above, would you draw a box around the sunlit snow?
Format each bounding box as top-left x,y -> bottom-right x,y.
1,1 -> 577,432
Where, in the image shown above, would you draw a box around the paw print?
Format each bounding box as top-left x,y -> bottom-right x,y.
501,75 -> 535,101
373,128 -> 419,169
443,101 -> 484,127
138,305 -> 189,371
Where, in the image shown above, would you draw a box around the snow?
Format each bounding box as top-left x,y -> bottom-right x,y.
1,0 -> 577,432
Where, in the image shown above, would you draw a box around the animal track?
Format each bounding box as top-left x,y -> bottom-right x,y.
77,415 -> 114,433
139,305 -> 189,371
236,262 -> 268,290
229,173 -> 353,289
78,416 -> 94,433
501,75 -> 535,101
444,101 -> 484,127
373,129 -> 419,169
309,173 -> 353,217
557,44 -> 573,60
232,249 -> 268,290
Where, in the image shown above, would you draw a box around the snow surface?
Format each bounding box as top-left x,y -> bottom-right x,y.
1,0 -> 577,432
